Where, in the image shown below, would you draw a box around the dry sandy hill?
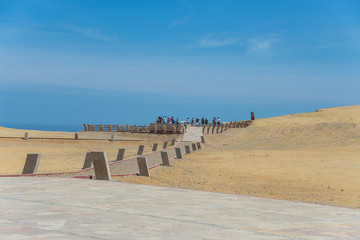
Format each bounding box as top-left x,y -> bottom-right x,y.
117,105 -> 360,208
226,105 -> 360,150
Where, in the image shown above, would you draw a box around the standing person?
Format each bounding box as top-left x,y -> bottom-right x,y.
201,117 -> 204,126
195,117 -> 199,126
176,118 -> 179,125
217,117 -> 221,125
187,117 -> 190,125
213,117 -> 216,126
205,118 -> 208,126
191,118 -> 194,126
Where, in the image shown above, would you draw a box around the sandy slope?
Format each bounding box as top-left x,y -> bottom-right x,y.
115,105 -> 360,208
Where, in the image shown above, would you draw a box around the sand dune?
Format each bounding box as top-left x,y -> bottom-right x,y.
116,105 -> 360,208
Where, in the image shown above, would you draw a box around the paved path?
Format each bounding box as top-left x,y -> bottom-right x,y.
1,177 -> 359,239
182,126 -> 203,142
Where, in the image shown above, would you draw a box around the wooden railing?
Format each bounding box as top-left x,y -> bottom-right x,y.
83,123 -> 185,134
201,120 -> 252,134
83,120 -> 251,134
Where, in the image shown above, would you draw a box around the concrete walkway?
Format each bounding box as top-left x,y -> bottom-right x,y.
182,126 -> 203,142
1,177 -> 359,239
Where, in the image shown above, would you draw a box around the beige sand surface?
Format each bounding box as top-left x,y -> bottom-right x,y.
115,105 -> 360,208
0,127 -> 181,174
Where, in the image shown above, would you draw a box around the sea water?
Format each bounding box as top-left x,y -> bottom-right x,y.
1,123 -> 81,132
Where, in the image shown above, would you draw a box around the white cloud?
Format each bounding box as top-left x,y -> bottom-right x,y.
198,34 -> 239,47
247,37 -> 280,55
171,14 -> 193,28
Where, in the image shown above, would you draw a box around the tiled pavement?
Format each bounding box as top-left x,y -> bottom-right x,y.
182,126 -> 203,142
1,177 -> 360,239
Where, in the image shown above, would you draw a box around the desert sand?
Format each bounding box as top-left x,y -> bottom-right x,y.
115,105 -> 360,208
1,105 -> 360,208
0,127 -> 181,174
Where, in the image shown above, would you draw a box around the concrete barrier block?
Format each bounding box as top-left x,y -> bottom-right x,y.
22,153 -> 40,174
170,138 -> 176,146
75,133 -> 79,140
152,143 -> 158,151
116,148 -> 125,161
24,132 -> 29,140
82,152 -> 93,169
175,148 -> 182,159
110,134 -> 115,141
197,142 -> 201,149
201,136 -> 205,143
163,141 -> 168,149
91,151 -> 111,180
161,152 -> 170,166
137,157 -> 150,176
185,145 -> 191,154
137,145 -> 144,155
192,143 -> 197,151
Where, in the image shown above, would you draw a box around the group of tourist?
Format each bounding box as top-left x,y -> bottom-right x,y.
186,117 -> 221,126
156,116 -> 222,126
156,116 -> 180,125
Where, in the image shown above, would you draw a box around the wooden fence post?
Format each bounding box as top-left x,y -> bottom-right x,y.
175,148 -> 182,159
192,143 -> 197,151
185,145 -> 191,154
22,153 -> 40,174
91,151 -> 111,180
161,152 -> 170,166
116,148 -> 125,161
137,157 -> 150,176
152,143 -> 158,151
137,145 -> 144,155
82,152 -> 92,169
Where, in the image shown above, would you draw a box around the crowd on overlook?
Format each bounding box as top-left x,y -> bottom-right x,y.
156,116 -> 179,124
156,116 -> 222,126
186,117 -> 221,126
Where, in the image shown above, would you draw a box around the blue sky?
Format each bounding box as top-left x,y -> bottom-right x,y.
0,0 -> 359,130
